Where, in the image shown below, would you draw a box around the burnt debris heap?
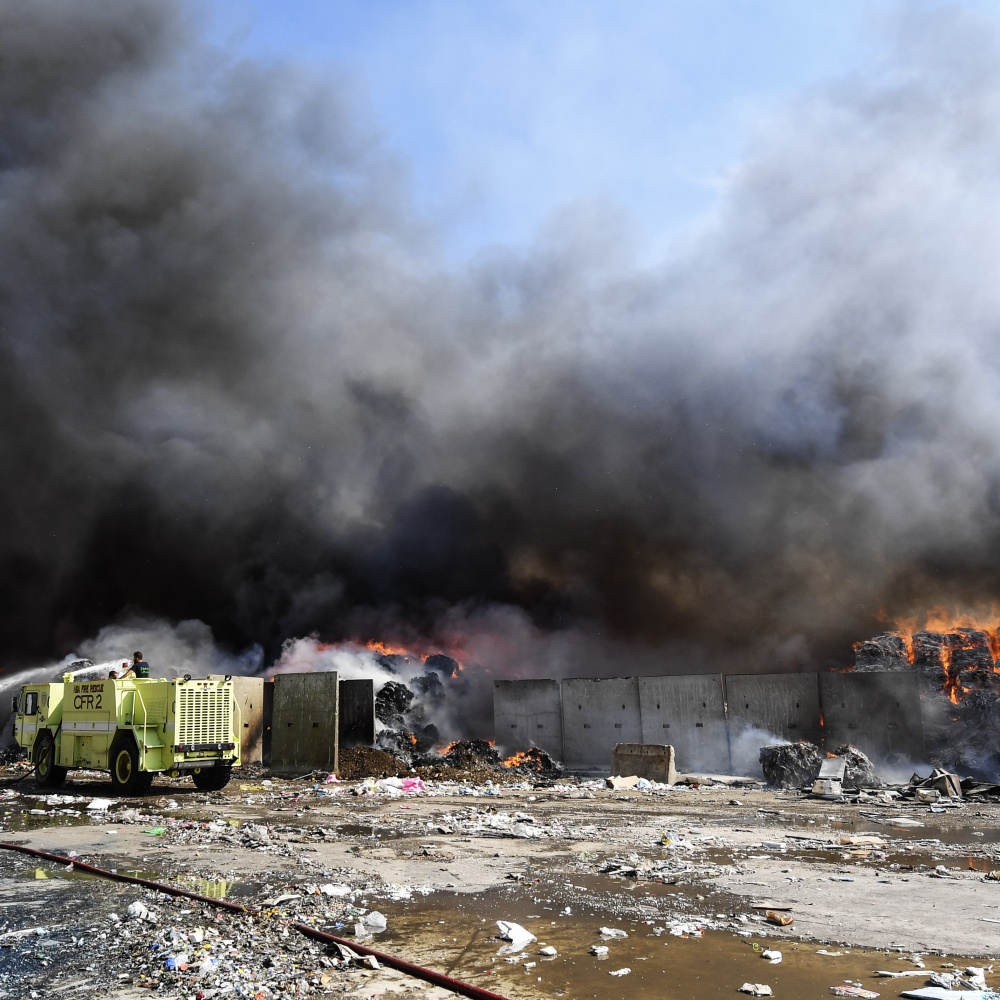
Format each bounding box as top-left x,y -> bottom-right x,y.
854,626 -> 1000,776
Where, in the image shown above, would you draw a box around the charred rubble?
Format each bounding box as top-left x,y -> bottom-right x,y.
372,666 -> 564,778
854,627 -> 1000,775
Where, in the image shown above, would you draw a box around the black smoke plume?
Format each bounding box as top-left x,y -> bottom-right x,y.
3,2 -> 1000,674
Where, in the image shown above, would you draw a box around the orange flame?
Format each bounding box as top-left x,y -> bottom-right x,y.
502,750 -> 532,768
365,639 -> 415,658
860,606 -> 1000,705
361,638 -> 467,676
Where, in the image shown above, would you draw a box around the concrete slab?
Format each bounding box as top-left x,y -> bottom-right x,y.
493,680 -> 563,759
611,743 -> 677,784
725,673 -> 822,773
561,678 -> 641,771
818,671 -> 925,766
638,674 -> 729,773
339,679 -> 375,747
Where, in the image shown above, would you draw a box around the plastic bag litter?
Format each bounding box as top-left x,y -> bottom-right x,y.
361,911 -> 387,933
539,946 -> 557,956
320,883 -> 351,897
761,949 -> 782,964
86,798 -> 113,811
739,984 -> 773,996
126,901 -> 150,921
591,945 -> 609,957
599,927 -> 628,939
497,921 -> 536,951
609,968 -> 631,977
766,911 -> 794,926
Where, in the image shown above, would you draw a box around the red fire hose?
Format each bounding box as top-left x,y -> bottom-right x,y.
0,840 -> 512,1000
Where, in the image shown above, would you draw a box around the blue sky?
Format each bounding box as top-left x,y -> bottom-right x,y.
206,1 -> 983,262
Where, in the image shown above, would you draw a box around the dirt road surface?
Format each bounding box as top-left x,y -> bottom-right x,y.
2,765 -> 999,998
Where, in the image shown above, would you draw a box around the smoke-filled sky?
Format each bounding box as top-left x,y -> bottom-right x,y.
4,1 -> 1000,676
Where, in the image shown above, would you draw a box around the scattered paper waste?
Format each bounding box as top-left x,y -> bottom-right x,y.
599,927 -> 628,939
761,949 -> 782,964
830,988 -> 879,999
606,775 -> 640,790
609,968 -> 631,977
739,984 -> 773,996
539,946 -> 557,956
86,798 -> 113,812
590,945 -> 609,957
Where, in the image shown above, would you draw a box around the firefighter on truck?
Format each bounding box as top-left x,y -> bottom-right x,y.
12,669 -> 241,794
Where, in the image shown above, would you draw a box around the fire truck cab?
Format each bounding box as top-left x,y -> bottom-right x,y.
13,674 -> 241,794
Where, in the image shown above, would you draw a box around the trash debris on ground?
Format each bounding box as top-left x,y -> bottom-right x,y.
739,983 -> 773,996
496,920 -> 536,952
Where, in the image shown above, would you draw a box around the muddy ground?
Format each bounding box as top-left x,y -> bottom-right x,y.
2,760 -> 1000,999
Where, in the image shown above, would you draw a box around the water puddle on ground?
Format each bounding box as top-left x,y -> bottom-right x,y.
0,810 -> 93,832
374,887 -> 983,1000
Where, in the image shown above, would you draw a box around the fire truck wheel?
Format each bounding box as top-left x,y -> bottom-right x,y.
34,732 -> 68,787
192,765 -> 232,791
109,737 -> 153,795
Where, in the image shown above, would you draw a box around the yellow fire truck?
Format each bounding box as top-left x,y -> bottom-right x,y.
12,674 -> 241,794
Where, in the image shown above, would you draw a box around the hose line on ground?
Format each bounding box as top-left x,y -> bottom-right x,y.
0,840 -> 512,1000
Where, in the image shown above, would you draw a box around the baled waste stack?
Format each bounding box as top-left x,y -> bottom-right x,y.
759,742 -> 823,788
854,626 -> 1000,774
759,741 -> 879,789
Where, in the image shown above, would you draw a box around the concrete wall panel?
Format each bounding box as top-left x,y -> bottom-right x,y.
819,671 -> 924,764
339,679 -> 375,748
561,678 -> 641,771
725,673 -> 822,773
270,672 -> 339,773
493,680 -> 563,759
638,675 -> 729,773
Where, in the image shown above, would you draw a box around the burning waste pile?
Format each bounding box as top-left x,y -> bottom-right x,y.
852,618 -> 1000,775
365,651 -> 563,780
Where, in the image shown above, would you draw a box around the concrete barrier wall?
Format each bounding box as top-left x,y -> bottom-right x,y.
270,671 -> 339,773
561,678 -> 641,770
638,675 -> 729,773
819,671 -> 925,764
339,679 -> 375,747
725,673 -> 823,750
492,670 -> 928,775
493,679 -> 563,758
